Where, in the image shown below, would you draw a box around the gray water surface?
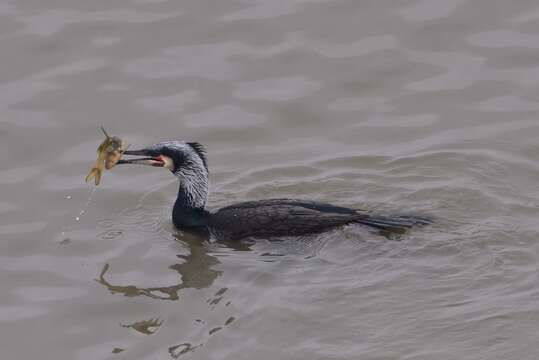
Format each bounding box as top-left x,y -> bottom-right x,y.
2,0 -> 539,359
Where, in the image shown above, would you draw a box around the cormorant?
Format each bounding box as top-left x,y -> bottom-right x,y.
118,141 -> 430,240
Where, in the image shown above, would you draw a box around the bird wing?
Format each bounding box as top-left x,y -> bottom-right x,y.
209,199 -> 361,239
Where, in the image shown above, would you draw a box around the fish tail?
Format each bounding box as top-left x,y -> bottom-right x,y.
85,167 -> 102,185
94,169 -> 101,186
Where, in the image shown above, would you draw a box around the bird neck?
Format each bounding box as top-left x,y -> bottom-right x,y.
172,201 -> 209,228
172,168 -> 209,228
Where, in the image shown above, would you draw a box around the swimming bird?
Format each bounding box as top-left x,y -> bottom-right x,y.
118,141 -> 430,240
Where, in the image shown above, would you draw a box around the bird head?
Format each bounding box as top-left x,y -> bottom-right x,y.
119,141 -> 210,209
119,141 -> 208,176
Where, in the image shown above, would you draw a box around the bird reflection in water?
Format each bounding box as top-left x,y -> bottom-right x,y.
95,230 -> 248,301
95,230 -> 253,357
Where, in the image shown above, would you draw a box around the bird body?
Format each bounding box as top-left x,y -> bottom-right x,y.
208,199 -> 369,239
119,141 -> 430,240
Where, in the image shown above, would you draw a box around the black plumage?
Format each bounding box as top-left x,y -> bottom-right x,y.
207,199 -> 429,239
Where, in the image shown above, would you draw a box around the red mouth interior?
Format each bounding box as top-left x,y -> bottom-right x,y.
151,155 -> 166,167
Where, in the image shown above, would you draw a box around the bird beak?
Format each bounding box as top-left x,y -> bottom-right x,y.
117,149 -> 166,167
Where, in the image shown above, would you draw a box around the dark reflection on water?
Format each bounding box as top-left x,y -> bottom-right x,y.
168,343 -> 203,359
97,262 -> 187,300
120,318 -> 163,335
93,230 -> 252,357
96,232 -> 227,301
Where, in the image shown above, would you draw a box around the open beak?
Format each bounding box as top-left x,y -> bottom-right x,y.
117,149 -> 166,167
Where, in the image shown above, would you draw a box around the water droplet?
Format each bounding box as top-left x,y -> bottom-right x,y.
65,195 -> 72,200
75,217 -> 80,221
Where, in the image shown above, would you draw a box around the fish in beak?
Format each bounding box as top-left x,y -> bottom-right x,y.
85,126 -> 126,185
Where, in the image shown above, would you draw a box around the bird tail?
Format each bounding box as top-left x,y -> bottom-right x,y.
355,213 -> 432,234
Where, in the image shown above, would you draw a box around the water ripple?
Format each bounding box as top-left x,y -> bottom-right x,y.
398,0 -> 467,21
183,105 -> 267,128
308,35 -> 398,58
19,9 -> 183,36
468,29 -> 539,48
124,42 -> 247,80
234,77 -> 320,101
